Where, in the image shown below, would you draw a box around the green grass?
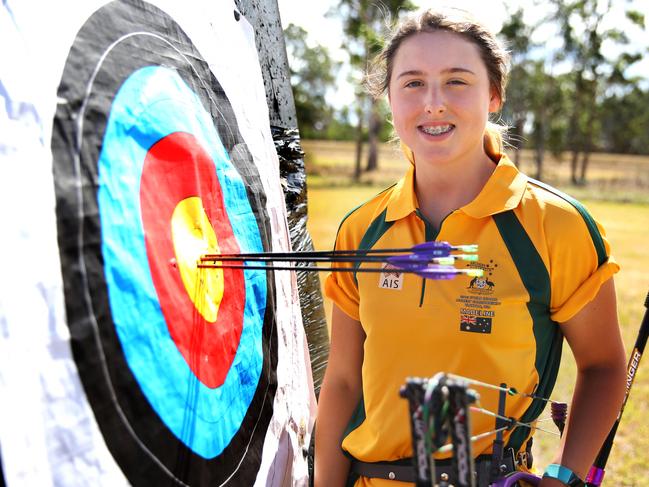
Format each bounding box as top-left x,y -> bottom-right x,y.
303,139 -> 649,203
304,140 -> 649,485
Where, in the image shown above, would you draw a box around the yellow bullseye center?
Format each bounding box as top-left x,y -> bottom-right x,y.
171,197 -> 224,323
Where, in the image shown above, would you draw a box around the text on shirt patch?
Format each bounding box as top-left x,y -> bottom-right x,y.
379,263 -> 403,290
457,260 -> 500,333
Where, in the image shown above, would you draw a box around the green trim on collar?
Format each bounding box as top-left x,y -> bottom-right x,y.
353,208 -> 395,283
527,177 -> 607,267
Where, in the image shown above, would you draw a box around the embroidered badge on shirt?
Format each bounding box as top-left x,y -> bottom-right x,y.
467,260 -> 498,295
460,314 -> 492,333
457,259 -> 499,334
379,263 -> 403,290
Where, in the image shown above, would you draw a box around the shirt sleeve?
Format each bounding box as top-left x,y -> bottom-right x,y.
547,203 -> 619,323
324,218 -> 361,321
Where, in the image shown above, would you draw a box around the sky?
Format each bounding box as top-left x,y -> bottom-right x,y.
276,0 -> 649,109
277,0 -> 511,46
275,0 -> 530,108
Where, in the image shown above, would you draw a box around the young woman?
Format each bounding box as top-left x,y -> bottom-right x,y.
314,9 -> 627,487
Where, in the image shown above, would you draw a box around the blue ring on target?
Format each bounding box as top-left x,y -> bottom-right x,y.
97,66 -> 266,459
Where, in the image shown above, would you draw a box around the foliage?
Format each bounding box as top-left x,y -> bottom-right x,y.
499,7 -> 533,136
499,7 -> 539,169
536,0 -> 644,184
499,0 -> 647,183
331,0 -> 416,176
284,23 -> 340,139
600,87 -> 649,154
322,107 -> 357,141
284,0 -> 649,183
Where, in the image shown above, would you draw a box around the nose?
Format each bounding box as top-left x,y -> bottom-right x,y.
424,85 -> 445,114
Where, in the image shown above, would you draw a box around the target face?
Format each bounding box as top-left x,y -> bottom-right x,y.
51,0 -> 277,484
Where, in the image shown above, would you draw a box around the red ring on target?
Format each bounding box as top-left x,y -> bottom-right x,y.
140,132 -> 245,388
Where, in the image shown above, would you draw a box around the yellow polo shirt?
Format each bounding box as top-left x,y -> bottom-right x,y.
325,145 -> 618,486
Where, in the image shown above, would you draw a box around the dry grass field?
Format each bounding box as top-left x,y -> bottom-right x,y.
303,139 -> 649,485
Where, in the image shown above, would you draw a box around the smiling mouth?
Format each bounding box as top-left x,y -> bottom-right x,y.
419,124 -> 454,136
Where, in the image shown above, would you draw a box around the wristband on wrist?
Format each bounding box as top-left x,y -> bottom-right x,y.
542,464 -> 585,486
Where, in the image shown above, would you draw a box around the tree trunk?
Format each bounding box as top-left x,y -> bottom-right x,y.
512,117 -> 525,168
535,145 -> 545,181
535,118 -> 545,181
568,70 -> 585,185
579,151 -> 590,185
579,76 -> 598,185
366,99 -> 381,172
533,104 -> 547,180
514,148 -> 522,168
570,149 -> 580,185
578,133 -> 592,185
353,103 -> 363,182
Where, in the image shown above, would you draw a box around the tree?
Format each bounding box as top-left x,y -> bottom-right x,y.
500,6 -> 572,180
499,8 -> 535,168
332,0 -> 416,180
528,64 -> 572,180
600,86 -> 649,154
548,0 -> 645,184
323,106 -> 357,141
284,23 -> 340,139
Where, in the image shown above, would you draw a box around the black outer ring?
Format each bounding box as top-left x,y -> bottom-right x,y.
51,1 -> 278,485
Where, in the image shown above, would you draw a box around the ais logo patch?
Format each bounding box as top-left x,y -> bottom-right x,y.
379,263 -> 403,290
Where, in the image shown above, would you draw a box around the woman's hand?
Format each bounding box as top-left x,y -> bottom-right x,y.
538,478 -> 570,487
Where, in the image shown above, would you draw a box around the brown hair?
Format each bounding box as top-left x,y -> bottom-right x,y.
367,8 -> 510,109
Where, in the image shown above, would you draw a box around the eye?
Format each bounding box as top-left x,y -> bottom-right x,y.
404,80 -> 423,88
448,79 -> 467,86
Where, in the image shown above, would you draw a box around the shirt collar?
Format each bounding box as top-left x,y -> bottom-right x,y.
461,153 -> 527,218
385,134 -> 528,222
385,163 -> 418,222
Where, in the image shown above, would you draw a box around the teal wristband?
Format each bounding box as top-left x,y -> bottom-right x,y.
542,464 -> 584,486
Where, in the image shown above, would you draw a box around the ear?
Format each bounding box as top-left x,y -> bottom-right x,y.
488,89 -> 502,113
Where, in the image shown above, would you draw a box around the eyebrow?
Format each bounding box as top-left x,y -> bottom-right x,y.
396,67 -> 476,79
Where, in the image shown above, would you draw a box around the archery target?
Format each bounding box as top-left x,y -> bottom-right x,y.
51,0 -> 277,484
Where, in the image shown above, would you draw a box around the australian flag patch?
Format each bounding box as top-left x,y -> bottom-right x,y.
460,314 -> 492,334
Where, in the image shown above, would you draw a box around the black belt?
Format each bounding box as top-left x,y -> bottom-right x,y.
351,451 -> 517,485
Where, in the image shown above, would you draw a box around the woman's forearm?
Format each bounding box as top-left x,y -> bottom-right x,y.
542,278 -> 627,485
314,376 -> 362,487
314,305 -> 365,487
549,364 -> 626,479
